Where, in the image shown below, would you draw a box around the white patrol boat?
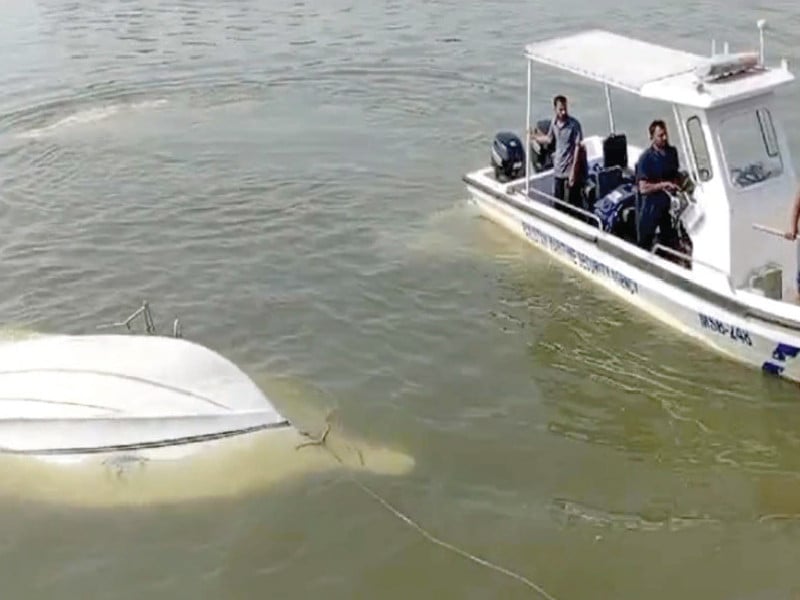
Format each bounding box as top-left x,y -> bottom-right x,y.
463,23 -> 800,382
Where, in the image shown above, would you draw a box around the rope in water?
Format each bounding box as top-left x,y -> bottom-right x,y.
296,420 -> 559,600
348,476 -> 558,599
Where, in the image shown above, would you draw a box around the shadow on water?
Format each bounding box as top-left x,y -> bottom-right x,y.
484,256 -> 800,526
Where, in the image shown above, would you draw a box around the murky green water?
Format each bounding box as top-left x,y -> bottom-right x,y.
2,1 -> 800,598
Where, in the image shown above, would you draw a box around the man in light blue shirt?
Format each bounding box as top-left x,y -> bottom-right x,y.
532,95 -> 585,213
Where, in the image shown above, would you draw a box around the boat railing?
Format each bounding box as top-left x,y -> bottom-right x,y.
510,177 -> 737,292
519,185 -> 604,230
752,222 -> 787,238
652,243 -> 736,292
96,300 -> 183,338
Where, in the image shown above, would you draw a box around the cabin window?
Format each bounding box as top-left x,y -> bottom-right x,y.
718,108 -> 783,189
685,116 -> 713,182
757,109 -> 780,157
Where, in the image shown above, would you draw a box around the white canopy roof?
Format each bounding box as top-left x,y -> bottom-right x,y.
525,30 -> 703,93
524,30 -> 794,108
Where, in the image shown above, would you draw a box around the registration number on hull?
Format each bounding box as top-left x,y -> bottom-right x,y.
698,313 -> 752,346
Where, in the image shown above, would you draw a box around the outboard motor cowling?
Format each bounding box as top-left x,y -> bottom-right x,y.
491,132 -> 525,182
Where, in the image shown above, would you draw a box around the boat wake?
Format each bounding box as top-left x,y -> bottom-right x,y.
14,98 -> 169,139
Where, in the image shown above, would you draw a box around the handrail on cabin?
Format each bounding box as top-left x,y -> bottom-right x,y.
652,243 -> 736,293
753,222 -> 789,238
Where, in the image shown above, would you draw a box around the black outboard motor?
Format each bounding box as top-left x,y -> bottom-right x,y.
491,131 -> 525,182
530,118 -> 555,173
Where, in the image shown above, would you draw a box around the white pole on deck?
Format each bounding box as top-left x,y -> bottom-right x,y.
603,84 -> 615,134
525,59 -> 531,199
757,19 -> 766,65
671,103 -> 697,182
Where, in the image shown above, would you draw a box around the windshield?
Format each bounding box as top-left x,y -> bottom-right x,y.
718,108 -> 783,189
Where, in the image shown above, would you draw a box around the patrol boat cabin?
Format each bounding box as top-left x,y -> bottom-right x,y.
463,24 -> 800,381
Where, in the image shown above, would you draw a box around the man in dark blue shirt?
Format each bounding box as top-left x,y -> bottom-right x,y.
635,119 -> 681,251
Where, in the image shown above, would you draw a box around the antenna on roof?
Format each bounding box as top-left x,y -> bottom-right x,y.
711,39 -> 716,56
757,19 -> 767,65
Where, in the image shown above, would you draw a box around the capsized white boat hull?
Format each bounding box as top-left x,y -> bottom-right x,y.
0,333 -> 287,457
0,333 -> 415,506
465,169 -> 800,383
